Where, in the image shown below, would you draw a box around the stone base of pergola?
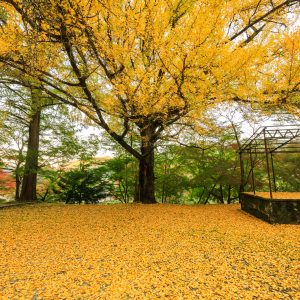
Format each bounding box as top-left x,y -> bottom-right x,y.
241,192 -> 300,224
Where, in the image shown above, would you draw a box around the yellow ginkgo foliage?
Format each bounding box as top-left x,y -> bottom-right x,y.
0,0 -> 299,203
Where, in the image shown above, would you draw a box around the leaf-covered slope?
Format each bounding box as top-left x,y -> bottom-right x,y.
0,204 -> 299,299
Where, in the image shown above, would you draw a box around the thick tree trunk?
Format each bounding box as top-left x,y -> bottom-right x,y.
138,151 -> 156,203
19,104 -> 41,202
135,124 -> 157,204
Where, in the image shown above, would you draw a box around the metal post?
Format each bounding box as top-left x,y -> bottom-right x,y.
270,152 -> 277,192
263,129 -> 273,199
249,149 -> 255,195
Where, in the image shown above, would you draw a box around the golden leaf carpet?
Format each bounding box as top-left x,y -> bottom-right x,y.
0,204 -> 299,299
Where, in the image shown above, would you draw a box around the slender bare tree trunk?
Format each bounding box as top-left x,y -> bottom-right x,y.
14,165 -> 21,201
230,121 -> 245,201
219,184 -> 224,203
227,184 -> 232,204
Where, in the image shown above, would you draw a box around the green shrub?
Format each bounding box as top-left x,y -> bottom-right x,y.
54,165 -> 111,204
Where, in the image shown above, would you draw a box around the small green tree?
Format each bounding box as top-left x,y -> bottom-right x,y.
104,156 -> 138,203
155,148 -> 190,204
54,164 -> 110,204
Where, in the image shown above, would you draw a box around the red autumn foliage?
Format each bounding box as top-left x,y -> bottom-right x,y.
0,170 -> 15,191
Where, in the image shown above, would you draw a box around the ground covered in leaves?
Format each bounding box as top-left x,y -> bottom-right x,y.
0,204 -> 299,299
246,192 -> 300,200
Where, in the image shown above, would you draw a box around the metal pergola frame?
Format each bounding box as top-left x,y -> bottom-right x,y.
239,125 -> 300,199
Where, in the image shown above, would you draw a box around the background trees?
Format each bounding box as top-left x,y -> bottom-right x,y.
0,81 -> 103,202
0,0 -> 299,203
1,99 -> 299,204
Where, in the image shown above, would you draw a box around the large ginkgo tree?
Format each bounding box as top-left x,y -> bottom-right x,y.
0,0 -> 299,203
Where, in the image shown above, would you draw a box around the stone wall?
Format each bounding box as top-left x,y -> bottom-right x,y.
240,193 -> 300,224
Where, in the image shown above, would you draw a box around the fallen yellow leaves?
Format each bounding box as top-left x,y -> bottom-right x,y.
245,192 -> 300,200
0,204 -> 299,299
